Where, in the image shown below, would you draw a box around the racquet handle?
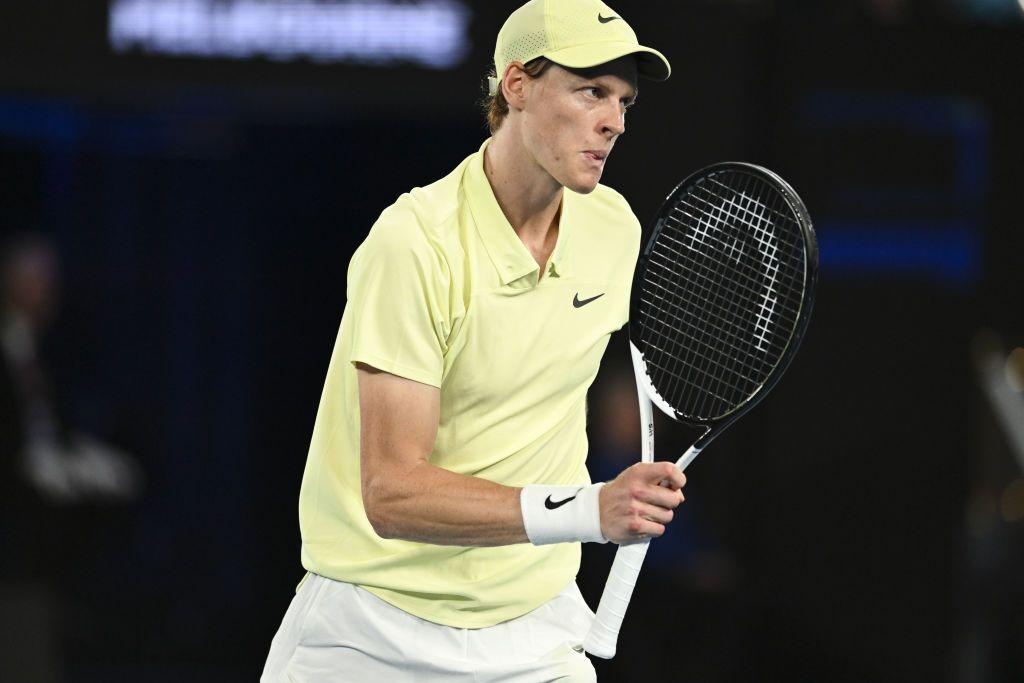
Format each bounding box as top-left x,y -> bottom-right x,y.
585,345 -> 704,659
583,444 -> 700,660
583,539 -> 651,658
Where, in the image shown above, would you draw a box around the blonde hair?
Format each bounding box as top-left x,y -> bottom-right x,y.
480,57 -> 555,134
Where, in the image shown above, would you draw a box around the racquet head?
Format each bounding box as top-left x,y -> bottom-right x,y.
629,162 -> 818,426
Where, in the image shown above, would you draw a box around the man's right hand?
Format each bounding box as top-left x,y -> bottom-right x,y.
598,462 -> 686,545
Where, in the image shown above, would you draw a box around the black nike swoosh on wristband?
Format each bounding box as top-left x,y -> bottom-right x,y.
597,13 -> 619,23
545,488 -> 584,510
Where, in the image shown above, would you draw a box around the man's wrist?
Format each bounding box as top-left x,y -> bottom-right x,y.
520,482 -> 607,545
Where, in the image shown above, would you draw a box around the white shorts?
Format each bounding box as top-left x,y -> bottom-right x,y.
260,573 -> 597,682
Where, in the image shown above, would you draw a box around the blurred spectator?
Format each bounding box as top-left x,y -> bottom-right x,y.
0,233 -> 143,682
962,331 -> 1024,682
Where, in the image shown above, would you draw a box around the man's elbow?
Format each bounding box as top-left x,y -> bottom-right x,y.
362,478 -> 400,539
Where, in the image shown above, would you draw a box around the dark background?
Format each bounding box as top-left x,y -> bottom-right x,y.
1,0 -> 1022,681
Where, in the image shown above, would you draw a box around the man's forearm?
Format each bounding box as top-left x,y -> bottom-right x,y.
363,460 -> 528,546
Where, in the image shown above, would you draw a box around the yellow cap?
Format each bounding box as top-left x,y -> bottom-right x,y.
489,0 -> 671,96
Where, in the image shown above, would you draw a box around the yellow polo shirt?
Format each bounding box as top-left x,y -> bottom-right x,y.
297,138 -> 642,627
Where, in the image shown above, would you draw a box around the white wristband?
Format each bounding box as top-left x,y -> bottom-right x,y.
520,482 -> 607,545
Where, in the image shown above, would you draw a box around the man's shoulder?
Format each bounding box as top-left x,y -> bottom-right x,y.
355,154 -> 475,277
590,182 -> 630,207
575,182 -> 642,238
391,153 -> 472,228
368,152 -> 474,249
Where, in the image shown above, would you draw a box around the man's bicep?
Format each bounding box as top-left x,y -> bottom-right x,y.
356,363 -> 440,524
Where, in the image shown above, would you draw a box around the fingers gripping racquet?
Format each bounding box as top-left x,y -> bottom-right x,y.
584,163 -> 818,659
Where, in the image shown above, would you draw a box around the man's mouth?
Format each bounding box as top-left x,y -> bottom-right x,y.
583,150 -> 608,163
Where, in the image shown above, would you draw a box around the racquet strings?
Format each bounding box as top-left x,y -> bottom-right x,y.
634,168 -> 809,422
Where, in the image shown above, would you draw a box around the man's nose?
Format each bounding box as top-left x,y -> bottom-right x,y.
602,107 -> 626,137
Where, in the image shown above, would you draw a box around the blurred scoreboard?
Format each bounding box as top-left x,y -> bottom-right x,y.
108,0 -> 473,68
0,1 -> 532,114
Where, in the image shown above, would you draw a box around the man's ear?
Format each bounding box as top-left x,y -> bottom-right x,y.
502,61 -> 529,112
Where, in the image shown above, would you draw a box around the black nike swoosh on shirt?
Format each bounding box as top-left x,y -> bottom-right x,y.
545,489 -> 584,510
573,292 -> 605,308
597,13 -> 619,23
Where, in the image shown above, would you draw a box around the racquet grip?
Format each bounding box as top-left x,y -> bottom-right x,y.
583,539 -> 651,659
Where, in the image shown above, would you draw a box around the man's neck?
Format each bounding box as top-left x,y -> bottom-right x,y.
483,130 -> 563,247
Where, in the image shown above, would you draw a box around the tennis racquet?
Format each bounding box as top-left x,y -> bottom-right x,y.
583,162 -> 819,659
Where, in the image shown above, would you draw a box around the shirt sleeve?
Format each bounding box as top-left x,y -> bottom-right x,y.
346,207 -> 450,388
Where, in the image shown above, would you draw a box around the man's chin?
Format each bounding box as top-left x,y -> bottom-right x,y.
564,173 -> 602,194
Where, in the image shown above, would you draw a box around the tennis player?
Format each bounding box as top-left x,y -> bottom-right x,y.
261,0 -> 684,680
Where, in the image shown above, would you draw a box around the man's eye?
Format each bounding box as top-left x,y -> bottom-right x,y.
585,87 -> 601,98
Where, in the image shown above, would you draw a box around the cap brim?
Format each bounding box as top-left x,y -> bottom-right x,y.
543,41 -> 671,82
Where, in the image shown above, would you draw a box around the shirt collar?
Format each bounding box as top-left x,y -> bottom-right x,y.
464,138 -> 573,287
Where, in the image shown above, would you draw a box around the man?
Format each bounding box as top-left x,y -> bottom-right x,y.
262,1 -> 685,680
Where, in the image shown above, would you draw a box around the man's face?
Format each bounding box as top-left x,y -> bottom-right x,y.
519,57 -> 638,194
